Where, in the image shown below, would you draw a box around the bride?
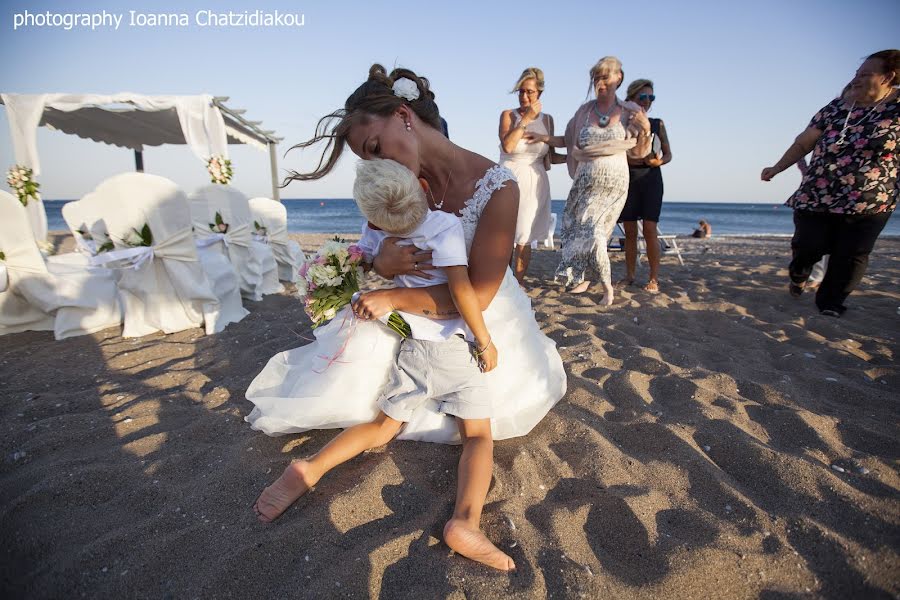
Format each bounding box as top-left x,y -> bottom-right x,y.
246,66 -> 567,560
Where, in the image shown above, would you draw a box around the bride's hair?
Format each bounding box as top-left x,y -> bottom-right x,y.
282,64 -> 442,184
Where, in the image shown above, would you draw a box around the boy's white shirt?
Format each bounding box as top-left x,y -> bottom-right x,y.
357,210 -> 471,342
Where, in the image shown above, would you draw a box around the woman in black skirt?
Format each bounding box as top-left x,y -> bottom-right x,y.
617,79 -> 672,293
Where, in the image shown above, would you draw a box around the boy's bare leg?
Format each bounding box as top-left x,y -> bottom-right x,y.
443,418 -> 515,571
254,412 -> 403,522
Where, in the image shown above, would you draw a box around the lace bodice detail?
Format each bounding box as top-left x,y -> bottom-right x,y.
458,165 -> 516,252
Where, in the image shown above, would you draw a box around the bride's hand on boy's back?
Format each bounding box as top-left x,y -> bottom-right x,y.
374,238 -> 434,279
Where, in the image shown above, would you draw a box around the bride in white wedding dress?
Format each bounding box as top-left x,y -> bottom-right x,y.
246,64 -> 566,571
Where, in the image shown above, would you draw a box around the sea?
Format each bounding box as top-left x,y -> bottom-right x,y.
42,199 -> 900,237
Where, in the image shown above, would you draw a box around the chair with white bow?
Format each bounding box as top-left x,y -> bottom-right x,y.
187,192 -> 250,328
249,197 -> 305,282
190,186 -> 283,301
88,173 -> 225,337
44,196 -> 109,273
0,190 -> 121,339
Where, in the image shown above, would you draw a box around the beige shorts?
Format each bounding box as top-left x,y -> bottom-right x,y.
378,336 -> 490,421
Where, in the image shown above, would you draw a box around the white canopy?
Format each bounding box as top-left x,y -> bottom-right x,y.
1,92 -> 281,175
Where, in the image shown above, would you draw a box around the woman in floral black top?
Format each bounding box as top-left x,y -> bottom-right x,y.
762,49 -> 899,317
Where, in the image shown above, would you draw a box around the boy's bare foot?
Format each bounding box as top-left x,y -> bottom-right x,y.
444,518 -> 516,571
643,279 -> 659,294
254,460 -> 318,523
615,277 -> 634,289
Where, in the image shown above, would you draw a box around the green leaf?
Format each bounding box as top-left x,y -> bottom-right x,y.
141,223 -> 153,246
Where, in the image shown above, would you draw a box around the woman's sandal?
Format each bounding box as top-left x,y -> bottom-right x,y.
643,280 -> 660,294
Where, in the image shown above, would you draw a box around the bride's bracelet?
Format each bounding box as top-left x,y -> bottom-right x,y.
474,338 -> 493,356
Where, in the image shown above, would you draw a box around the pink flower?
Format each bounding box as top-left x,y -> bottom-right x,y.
815,178 -> 828,189
848,191 -> 861,200
837,156 -> 853,167
876,191 -> 889,202
298,262 -> 309,278
853,202 -> 868,212
854,138 -> 868,149
315,255 -> 327,265
879,119 -> 892,129
827,130 -> 839,138
347,244 -> 364,262
840,174 -> 855,185
865,168 -> 881,180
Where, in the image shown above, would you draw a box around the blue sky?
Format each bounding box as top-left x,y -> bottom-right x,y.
1,0 -> 898,202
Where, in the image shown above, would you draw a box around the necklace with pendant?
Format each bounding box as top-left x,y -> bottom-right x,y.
427,149 -> 455,210
836,91 -> 892,145
592,99 -> 616,128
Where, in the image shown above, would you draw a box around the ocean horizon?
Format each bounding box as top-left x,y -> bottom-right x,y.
42,199 -> 900,237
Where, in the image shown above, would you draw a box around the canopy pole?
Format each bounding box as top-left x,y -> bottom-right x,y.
268,142 -> 280,202
134,150 -> 144,173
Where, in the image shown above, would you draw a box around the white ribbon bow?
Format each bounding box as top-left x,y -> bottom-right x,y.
88,226 -> 196,271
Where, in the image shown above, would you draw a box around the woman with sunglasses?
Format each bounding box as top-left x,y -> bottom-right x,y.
498,67 -> 565,283
617,79 -> 672,293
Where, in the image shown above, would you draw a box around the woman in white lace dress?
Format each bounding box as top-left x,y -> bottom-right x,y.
246,64 -> 566,570
527,57 -> 651,303
498,67 -> 565,283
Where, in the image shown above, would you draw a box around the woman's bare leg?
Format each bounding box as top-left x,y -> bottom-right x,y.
643,220 -> 661,291
622,221 -> 639,284
513,244 -> 531,284
254,412 -> 403,522
443,418 -> 515,571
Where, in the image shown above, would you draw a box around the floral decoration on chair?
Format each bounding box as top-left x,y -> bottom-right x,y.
209,212 -> 230,234
123,224 -> 153,247
6,165 -> 41,206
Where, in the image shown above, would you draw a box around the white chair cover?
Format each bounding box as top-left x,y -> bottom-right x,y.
190,185 -> 282,301
187,193 -> 250,329
90,173 -> 222,337
249,197 -> 305,282
0,191 -> 120,339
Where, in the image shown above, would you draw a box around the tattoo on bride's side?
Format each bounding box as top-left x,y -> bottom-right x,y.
422,308 -> 459,317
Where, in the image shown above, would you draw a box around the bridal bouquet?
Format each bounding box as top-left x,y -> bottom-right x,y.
298,237 -> 410,337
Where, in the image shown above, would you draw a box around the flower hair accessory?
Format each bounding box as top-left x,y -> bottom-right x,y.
392,78 -> 420,102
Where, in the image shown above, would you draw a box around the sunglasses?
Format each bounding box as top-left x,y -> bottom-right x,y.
638,93 -> 656,102
517,89 -> 539,96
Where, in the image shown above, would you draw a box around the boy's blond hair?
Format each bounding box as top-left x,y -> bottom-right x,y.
353,159 -> 428,235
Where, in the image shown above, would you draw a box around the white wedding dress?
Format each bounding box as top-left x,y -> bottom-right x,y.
244,166 -> 566,444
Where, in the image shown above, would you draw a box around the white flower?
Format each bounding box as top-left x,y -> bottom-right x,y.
295,277 -> 308,298
323,308 -> 336,320
392,77 -> 420,102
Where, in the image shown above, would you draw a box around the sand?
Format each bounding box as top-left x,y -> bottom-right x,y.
1,232 -> 898,599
